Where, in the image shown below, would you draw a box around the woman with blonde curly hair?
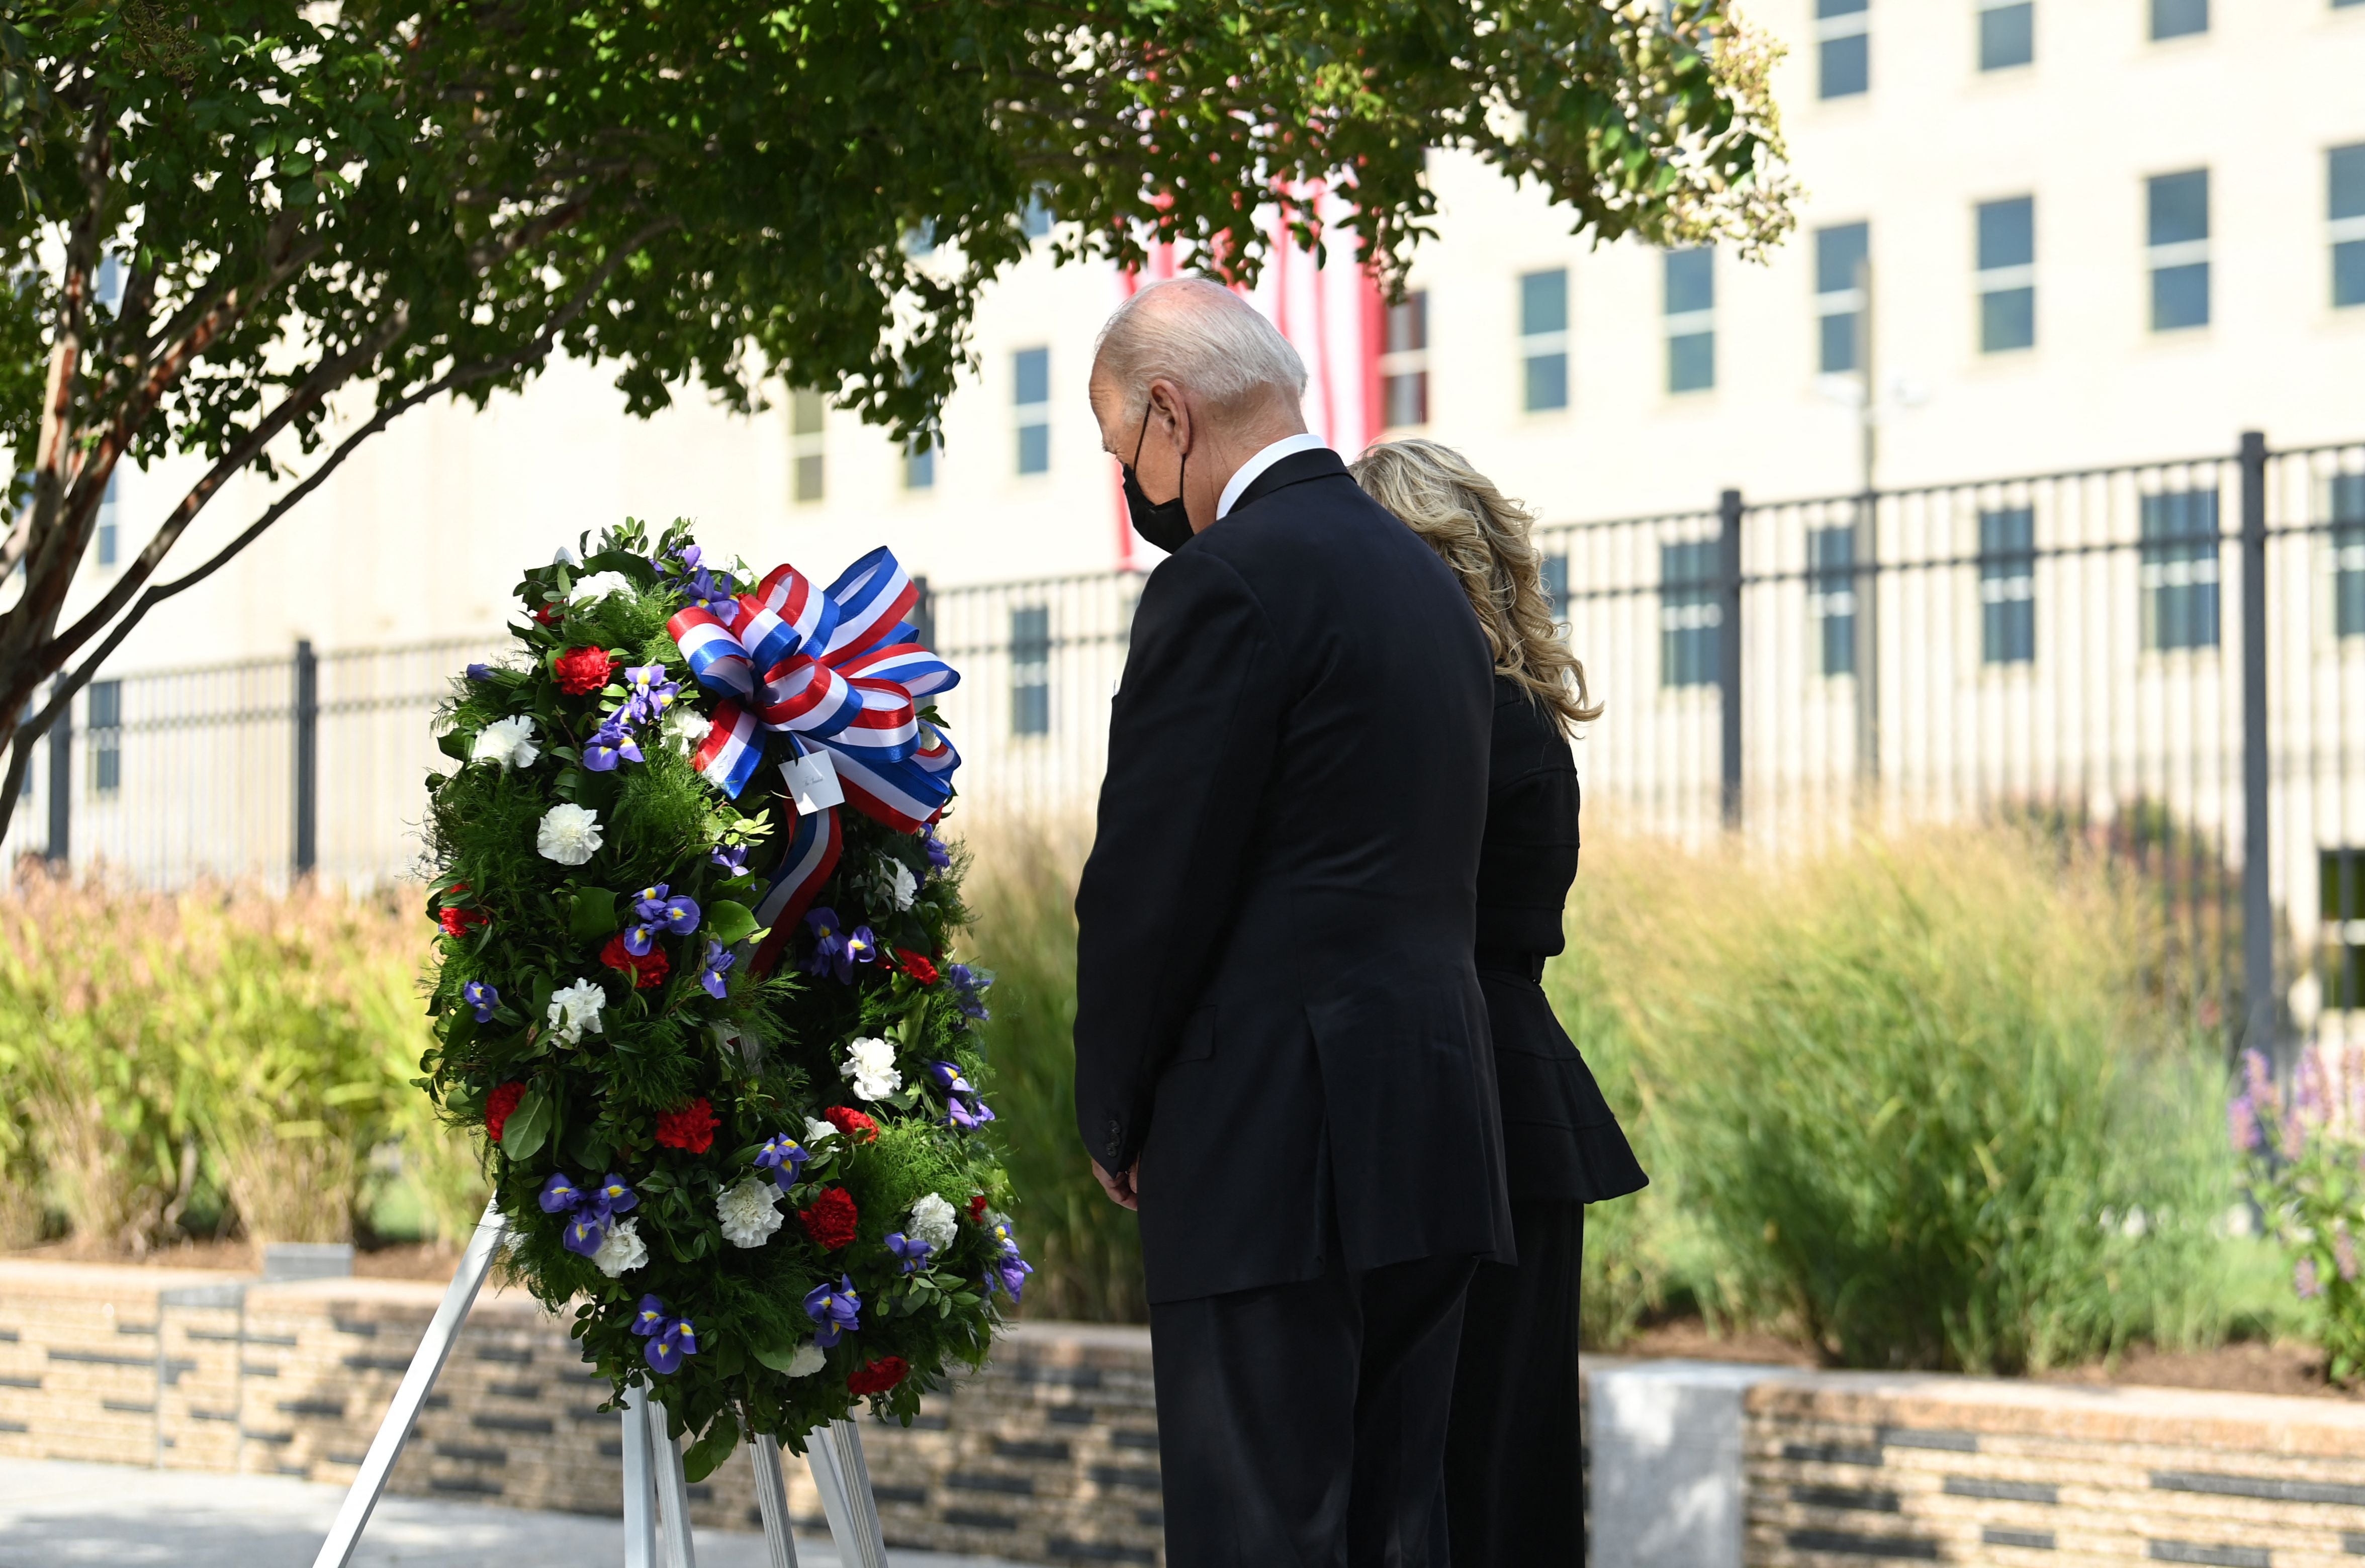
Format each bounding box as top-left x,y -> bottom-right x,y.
1351,438 -> 1646,1567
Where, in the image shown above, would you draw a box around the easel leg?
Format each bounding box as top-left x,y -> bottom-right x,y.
310,1200 -> 507,1568
749,1434 -> 801,1568
804,1419 -> 888,1568
648,1394 -> 700,1568
622,1385 -> 658,1568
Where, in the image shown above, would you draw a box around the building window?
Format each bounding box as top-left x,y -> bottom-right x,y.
2139,488 -> 2221,651
790,390 -> 826,504
904,435 -> 937,492
1817,0 -> 1871,98
2150,0 -> 2207,39
2147,169 -> 2211,332
2333,472 -> 2364,638
87,679 -> 121,795
1977,196 -> 2037,352
1978,0 -> 2034,69
1979,507 -> 2037,664
95,471 -> 119,567
1541,552 -> 1569,622
1664,249 -> 1715,394
2324,849 -> 2365,1011
1021,193 -> 1053,241
1814,223 -> 1869,375
1807,525 -> 1858,676
2331,143 -> 2365,310
1010,605 -> 1050,736
1014,347 -> 1051,475
1660,538 -> 1720,689
1381,293 -> 1429,428
1517,269 -> 1569,413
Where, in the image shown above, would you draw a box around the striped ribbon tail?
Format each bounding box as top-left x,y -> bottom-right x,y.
833,725 -> 960,833
749,807 -> 841,977
690,702 -> 767,798
817,547 -> 921,661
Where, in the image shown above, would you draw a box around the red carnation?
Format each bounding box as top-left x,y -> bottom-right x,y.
438,905 -> 488,938
798,1186 -> 860,1250
823,1106 -> 879,1144
554,645 -> 617,696
601,933 -> 670,989
967,1193 -> 989,1222
654,1097 -> 718,1153
484,1082 -> 527,1144
847,1356 -> 907,1397
532,604 -> 561,625
894,948 -> 940,986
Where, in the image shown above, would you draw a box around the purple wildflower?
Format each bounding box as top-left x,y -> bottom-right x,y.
2298,1256 -> 2325,1301
2340,1229 -> 2362,1284
2228,1094 -> 2261,1154
755,1132 -> 809,1191
884,1232 -> 934,1275
623,884 -> 700,956
804,1275 -> 862,1349
699,938 -> 735,1000
464,980 -> 498,1024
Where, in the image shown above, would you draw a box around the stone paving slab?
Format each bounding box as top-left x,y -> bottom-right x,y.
0,1456 -> 1036,1568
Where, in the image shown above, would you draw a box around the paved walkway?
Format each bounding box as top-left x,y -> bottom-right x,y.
0,1458 -> 1031,1568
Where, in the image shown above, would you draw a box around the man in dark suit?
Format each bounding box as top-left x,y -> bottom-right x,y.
1073,276 -> 1511,1565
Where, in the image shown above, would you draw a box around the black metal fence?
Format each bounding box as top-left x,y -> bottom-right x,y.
15,431 -> 2362,1067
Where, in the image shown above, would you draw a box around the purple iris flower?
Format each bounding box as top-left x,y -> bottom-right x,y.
928,1060 -> 995,1132
540,1170 -> 634,1255
805,907 -> 853,982
684,569 -> 739,616
466,663 -> 494,682
884,1232 -> 933,1275
464,981 -> 498,1023
539,1173 -> 586,1214
590,1173 -> 638,1218
921,823 -> 951,876
710,842 -> 748,876
986,1221 -> 1033,1303
623,884 -> 700,957
804,1275 -> 862,1349
631,1295 -> 699,1374
700,939 -> 735,1000
622,664 -> 680,724
945,963 -> 991,1022
845,925 -> 879,970
582,717 -> 644,773
562,1212 -> 608,1256
755,1133 -> 809,1192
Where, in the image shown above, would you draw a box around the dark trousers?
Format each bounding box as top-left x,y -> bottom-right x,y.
1442,1200 -> 1587,1568
1149,1251 -> 1479,1567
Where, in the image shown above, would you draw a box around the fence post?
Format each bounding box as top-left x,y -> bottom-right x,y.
1718,488 -> 1744,829
293,640 -> 319,879
2238,430 -> 2274,1072
44,677 -> 69,865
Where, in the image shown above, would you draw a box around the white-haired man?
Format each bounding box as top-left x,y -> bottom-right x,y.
1071,276 -> 1512,1563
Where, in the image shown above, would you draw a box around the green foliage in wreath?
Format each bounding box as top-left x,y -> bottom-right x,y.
417,519 -> 1022,1479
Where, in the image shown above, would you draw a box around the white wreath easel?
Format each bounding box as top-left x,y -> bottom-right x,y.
309,1202 -> 888,1568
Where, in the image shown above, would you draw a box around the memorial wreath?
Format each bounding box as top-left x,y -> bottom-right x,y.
418,519 -> 1025,1480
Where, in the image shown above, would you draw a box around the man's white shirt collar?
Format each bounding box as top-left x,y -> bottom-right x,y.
1216,432 -> 1330,520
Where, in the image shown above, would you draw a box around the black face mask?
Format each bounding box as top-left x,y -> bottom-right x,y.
1120,408 -> 1194,553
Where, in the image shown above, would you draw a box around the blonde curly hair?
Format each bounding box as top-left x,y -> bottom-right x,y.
1349,438 -> 1601,734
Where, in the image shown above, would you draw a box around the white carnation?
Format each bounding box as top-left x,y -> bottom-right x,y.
804,1116 -> 839,1144
664,708 -> 713,753
842,1036 -> 902,1102
884,858 -> 918,912
716,1176 -> 785,1249
591,1217 -> 647,1278
569,570 -> 634,605
470,714 -> 540,771
906,1193 -> 958,1252
547,978 -> 606,1045
536,803 -> 604,865
785,1342 -> 826,1377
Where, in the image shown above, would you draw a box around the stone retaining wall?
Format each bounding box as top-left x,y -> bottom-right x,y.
10,1259 -> 2364,1565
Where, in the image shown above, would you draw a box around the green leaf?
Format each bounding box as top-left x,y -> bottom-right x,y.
704,898 -> 758,947
570,888 -> 619,943
681,1417 -> 740,1484
501,1086 -> 554,1160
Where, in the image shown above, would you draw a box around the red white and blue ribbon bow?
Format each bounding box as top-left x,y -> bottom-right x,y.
666,547 -> 962,967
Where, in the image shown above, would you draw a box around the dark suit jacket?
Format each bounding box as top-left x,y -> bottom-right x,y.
1072,446 -> 1513,1305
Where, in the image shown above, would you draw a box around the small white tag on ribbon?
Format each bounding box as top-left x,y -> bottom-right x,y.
782,749 -> 844,815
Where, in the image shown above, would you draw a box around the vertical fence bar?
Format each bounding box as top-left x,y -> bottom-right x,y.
44,677 -> 68,864
2239,430 -> 2275,1070
1718,488 -> 1745,829
293,640 -> 319,879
